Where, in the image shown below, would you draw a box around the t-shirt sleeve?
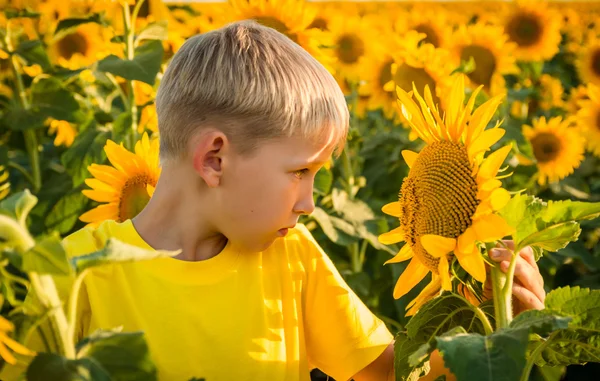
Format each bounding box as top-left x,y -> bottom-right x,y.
298,224 -> 394,381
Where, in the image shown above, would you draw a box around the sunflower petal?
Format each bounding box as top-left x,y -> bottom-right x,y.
456,246 -> 486,283
490,188 -> 511,211
402,150 -> 419,169
0,341 -> 16,365
393,257 -> 430,299
468,128 -> 506,160
82,189 -> 117,203
2,335 -> 35,356
438,256 -> 452,291
378,226 -> 405,244
477,144 -> 513,181
79,203 -> 119,223
406,276 -> 442,316
385,244 -> 414,264
421,234 -> 456,258
382,201 -> 402,217
472,214 -> 515,242
457,227 -> 476,254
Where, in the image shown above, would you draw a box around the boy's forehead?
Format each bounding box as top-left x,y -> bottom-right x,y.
281,131 -> 336,163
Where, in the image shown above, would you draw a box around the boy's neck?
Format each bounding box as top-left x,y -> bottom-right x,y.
132,170 -> 228,262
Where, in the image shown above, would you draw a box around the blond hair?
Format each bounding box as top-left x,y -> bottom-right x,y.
155,20 -> 349,160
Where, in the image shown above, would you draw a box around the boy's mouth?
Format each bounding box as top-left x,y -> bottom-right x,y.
277,228 -> 289,237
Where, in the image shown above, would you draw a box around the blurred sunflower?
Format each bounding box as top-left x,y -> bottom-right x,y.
379,75 -> 513,315
227,0 -> 335,72
501,0 -> 562,61
80,133 -> 160,227
361,52 -> 397,120
395,4 -> 453,49
576,33 -> 600,87
48,23 -> 113,69
0,166 -> 9,201
538,74 -> 564,110
449,23 -> 519,96
577,84 -> 600,157
523,116 -> 585,185
327,15 -> 378,83
134,81 -> 158,133
566,85 -> 589,115
48,119 -> 77,147
0,316 -> 35,365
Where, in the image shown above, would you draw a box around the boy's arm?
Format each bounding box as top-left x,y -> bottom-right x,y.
353,243 -> 546,381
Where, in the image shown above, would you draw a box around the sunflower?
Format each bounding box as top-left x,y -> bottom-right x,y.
394,4 -> 453,49
80,133 -> 160,227
48,119 -> 76,147
227,0 -> 335,72
360,52 -> 397,121
576,33 -> 600,87
327,14 -> 378,84
449,23 -> 519,96
566,85 -> 589,115
523,116 -> 585,185
0,166 -> 9,201
0,315 -> 35,365
47,23 -> 113,69
501,0 -> 562,62
538,74 -> 564,111
378,74 -> 514,316
577,84 -> 600,157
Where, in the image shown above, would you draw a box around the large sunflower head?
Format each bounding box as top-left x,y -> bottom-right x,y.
80,133 -> 160,227
576,84 -> 600,158
449,23 -> 519,96
378,74 -> 514,315
576,33 -> 600,87
501,0 -> 562,62
48,23 -> 114,69
523,116 -> 585,186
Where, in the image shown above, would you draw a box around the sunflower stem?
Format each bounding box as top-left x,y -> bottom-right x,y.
491,245 -> 518,329
122,1 -> 140,150
6,23 -> 41,192
454,292 -> 494,335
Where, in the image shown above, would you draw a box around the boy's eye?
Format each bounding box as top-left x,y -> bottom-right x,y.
293,169 -> 309,179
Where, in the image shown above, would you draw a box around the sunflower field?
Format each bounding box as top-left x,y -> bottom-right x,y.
2,0 -> 600,380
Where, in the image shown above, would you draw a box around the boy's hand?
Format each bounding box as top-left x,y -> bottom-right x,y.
484,240 -> 546,314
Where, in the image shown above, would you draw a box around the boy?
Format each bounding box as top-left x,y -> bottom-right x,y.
8,21 -> 545,380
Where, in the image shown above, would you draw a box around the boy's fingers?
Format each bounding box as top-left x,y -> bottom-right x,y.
489,248 -> 511,263
512,282 -> 545,311
519,246 -> 539,271
497,240 -> 515,251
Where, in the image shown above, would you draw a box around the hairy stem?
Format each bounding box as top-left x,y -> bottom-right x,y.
491,244 -> 518,329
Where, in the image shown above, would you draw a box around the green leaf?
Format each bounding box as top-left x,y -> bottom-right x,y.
313,166 -> 332,196
44,190 -> 89,234
27,353 -> 111,381
135,20 -> 169,43
394,331 -> 431,381
111,112 -> 133,142
4,8 -> 40,19
97,40 -> 164,85
22,233 -> 73,276
5,105 -> 47,130
53,13 -> 106,40
31,77 -> 80,122
77,329 -> 158,381
310,207 -> 357,246
331,188 -> 348,212
509,310 -> 571,336
0,189 -> 38,226
15,40 -> 52,71
435,327 -> 530,381
340,197 -> 375,224
71,239 -> 179,273
61,122 -> 110,186
499,194 -> 600,253
356,219 -> 396,255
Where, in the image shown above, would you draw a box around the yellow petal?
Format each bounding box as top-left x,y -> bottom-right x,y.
402,150 -> 419,169
385,244 -> 414,264
79,203 -> 119,223
455,246 -> 486,283
472,214 -> 514,242
406,276 -> 442,316
393,257 -> 430,299
378,226 -> 405,245
82,190 -> 117,203
467,95 -> 504,144
477,144 -> 512,182
0,317 -> 14,332
490,188 -> 511,211
421,234 -> 456,258
478,178 -> 502,191
84,179 -> 117,193
382,201 -> 402,217
2,335 -> 35,356
146,184 -> 156,197
457,227 -> 476,254
438,256 -> 452,291
0,341 -> 16,365
468,128 -> 506,160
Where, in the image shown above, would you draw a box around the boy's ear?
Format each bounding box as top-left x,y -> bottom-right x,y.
191,130 -> 229,187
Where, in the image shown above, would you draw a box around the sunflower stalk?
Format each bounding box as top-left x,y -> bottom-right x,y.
5,24 -> 41,193
490,243 -> 518,329
122,0 -> 146,150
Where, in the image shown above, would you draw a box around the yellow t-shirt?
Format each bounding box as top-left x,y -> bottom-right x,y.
11,220 -> 393,381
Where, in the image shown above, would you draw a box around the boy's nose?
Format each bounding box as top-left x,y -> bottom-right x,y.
293,192 -> 315,216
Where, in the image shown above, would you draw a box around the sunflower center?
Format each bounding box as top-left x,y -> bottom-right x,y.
531,132 -> 562,163
591,48 -> 600,76
461,45 -> 496,89
505,12 -> 543,47
309,17 -> 328,30
399,141 -> 479,272
393,64 -> 440,105
118,175 -> 153,222
336,34 -> 365,64
414,24 -> 440,47
254,17 -> 298,42
57,32 -> 89,60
